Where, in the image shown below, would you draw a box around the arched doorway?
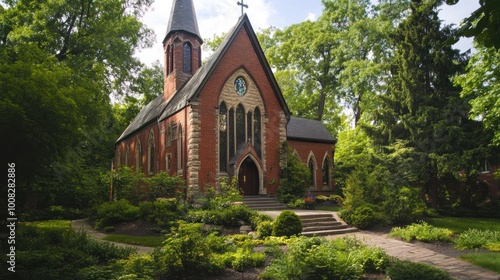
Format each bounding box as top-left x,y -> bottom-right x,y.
238,158 -> 259,196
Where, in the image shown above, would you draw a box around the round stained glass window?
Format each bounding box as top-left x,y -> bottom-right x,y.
234,76 -> 247,96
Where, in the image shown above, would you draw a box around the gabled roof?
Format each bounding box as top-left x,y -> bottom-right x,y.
164,0 -> 202,43
116,15 -> 291,144
287,116 -> 337,144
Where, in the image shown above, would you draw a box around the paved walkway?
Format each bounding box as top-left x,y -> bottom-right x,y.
327,231 -> 499,280
72,213 -> 500,280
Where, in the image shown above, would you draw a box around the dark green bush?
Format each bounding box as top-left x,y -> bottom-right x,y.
384,187 -> 426,224
139,198 -> 181,227
387,260 -> 453,280
3,225 -> 135,280
92,199 -> 140,229
272,210 -> 302,237
186,205 -> 254,227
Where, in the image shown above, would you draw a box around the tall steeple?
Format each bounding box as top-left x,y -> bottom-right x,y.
163,0 -> 203,101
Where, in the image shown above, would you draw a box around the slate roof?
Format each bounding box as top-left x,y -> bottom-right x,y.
164,0 -> 202,43
116,14 -> 335,146
287,116 -> 337,144
117,14 -> 289,144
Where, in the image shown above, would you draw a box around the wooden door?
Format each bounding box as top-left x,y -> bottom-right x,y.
238,158 -> 259,195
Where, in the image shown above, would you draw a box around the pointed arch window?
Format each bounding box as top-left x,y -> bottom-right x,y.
322,157 -> 331,188
177,124 -> 183,173
183,43 -> 192,73
253,107 -> 261,157
229,108 -> 235,159
308,157 -> 316,188
166,45 -> 172,75
125,145 -> 130,166
236,104 -> 246,149
136,140 -> 142,171
148,131 -> 155,174
219,102 -> 228,172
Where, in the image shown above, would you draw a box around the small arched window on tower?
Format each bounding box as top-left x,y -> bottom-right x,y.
183,43 -> 192,73
169,44 -> 174,74
166,45 -> 171,75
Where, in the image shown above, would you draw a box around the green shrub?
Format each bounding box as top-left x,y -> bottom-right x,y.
341,204 -> 385,229
454,229 -> 500,250
92,199 -> 140,229
154,221 -> 225,279
389,222 -> 453,243
139,198 -> 181,227
287,198 -> 305,209
220,247 -> 266,272
250,213 -> 273,229
272,210 -> 302,237
384,187 -> 427,224
186,205 -> 254,227
386,260 -> 453,280
261,236 -> 389,280
329,194 -> 344,206
315,195 -> 329,203
115,254 -> 157,280
257,221 -> 274,238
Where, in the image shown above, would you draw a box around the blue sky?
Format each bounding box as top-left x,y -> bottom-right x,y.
136,0 -> 479,66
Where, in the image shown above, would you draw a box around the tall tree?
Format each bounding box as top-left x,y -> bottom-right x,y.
454,45 -> 500,146
0,0 -> 154,209
364,0 -> 484,208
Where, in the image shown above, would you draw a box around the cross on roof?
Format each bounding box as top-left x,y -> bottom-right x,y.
237,1 -> 248,16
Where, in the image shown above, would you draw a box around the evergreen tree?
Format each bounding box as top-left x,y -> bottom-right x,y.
364,0 -> 486,208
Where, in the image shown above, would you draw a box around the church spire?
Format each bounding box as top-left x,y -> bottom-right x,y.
164,0 -> 202,44
163,0 -> 203,101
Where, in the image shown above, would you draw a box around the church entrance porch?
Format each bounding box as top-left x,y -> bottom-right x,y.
238,157 -> 259,196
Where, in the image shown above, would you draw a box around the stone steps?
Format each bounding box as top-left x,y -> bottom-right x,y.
296,213 -> 358,237
242,196 -> 288,210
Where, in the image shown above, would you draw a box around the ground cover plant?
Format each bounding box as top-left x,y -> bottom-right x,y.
389,221 -> 453,242
0,220 -> 136,280
386,260 -> 453,280
260,236 -> 390,280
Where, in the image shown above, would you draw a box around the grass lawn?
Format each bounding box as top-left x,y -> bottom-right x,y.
426,217 -> 500,234
461,252 -> 500,273
104,234 -> 165,247
23,220 -> 71,229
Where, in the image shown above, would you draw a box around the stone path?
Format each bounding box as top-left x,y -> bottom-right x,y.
71,216 -> 500,280
327,231 -> 499,280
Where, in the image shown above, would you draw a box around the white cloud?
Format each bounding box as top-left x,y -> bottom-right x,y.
305,12 -> 317,22
136,0 -> 274,66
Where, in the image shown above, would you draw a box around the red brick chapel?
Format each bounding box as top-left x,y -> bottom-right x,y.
115,0 -> 337,197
